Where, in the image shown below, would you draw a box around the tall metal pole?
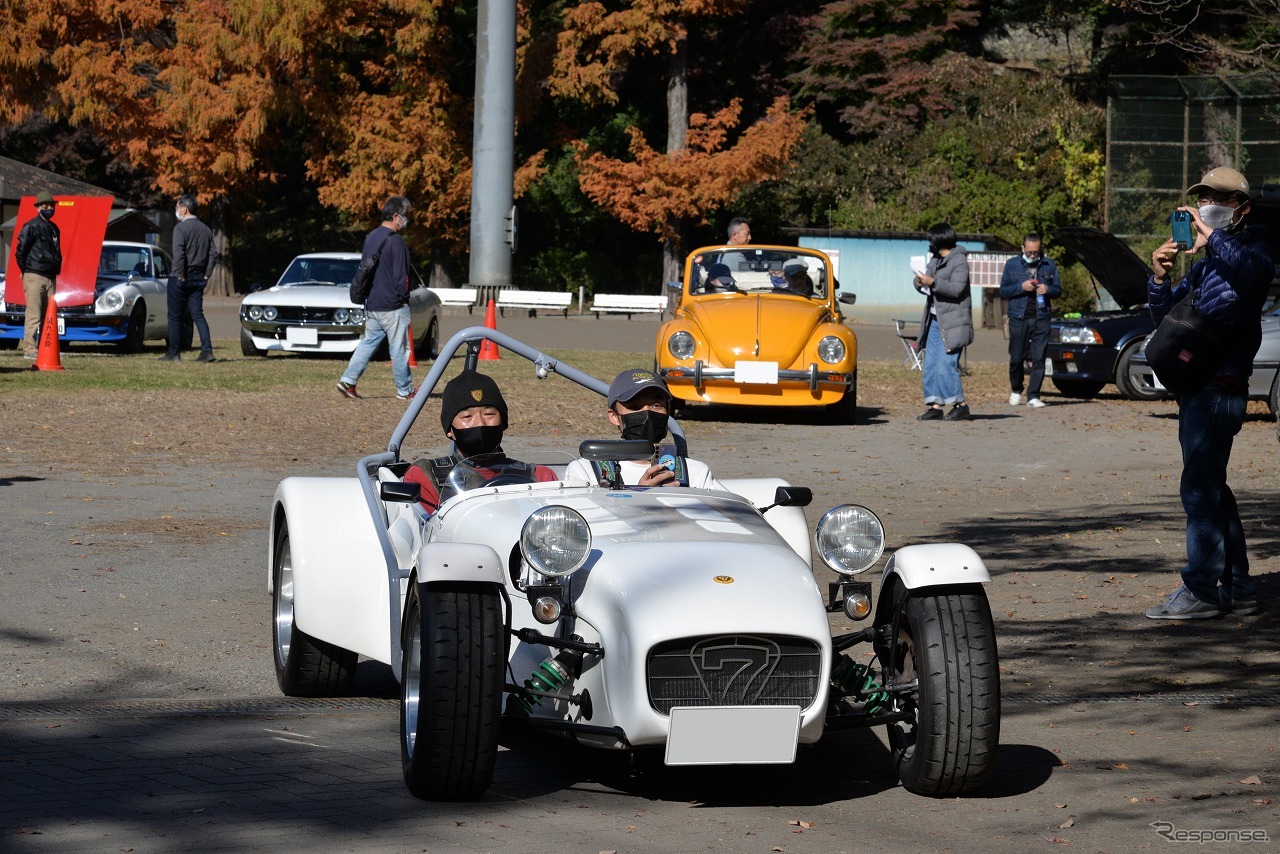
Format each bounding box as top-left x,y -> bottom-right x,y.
468,0 -> 516,290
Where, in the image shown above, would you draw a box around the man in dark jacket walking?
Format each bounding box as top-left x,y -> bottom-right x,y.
161,195 -> 220,362
14,190 -> 62,359
1144,167 -> 1273,620
336,196 -> 416,400
999,233 -> 1061,408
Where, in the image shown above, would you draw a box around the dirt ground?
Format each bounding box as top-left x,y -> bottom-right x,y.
1,321 -> 1277,849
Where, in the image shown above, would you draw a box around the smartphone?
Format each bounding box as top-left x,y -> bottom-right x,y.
1171,210 -> 1193,251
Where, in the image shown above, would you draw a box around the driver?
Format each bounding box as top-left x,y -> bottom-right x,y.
404,370 -> 558,512
773,259 -> 815,296
563,369 -> 725,490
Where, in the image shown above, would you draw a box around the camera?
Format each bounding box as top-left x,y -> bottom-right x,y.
1171,210 -> 1193,251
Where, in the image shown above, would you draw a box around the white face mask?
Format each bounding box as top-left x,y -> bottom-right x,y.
1198,204 -> 1237,230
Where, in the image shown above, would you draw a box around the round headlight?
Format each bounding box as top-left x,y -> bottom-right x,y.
263,306 -> 279,321
334,308 -> 350,323
351,308 -> 365,323
520,506 -> 591,578
815,504 -> 885,576
247,305 -> 263,321
668,330 -> 695,360
817,336 -> 846,364
98,290 -> 125,313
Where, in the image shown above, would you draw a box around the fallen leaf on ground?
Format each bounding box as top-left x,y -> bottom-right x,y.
1059,817 -> 1075,828
1241,775 -> 1261,785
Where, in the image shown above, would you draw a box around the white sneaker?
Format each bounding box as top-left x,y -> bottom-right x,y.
1026,398 -> 1047,408
1008,392 -> 1023,406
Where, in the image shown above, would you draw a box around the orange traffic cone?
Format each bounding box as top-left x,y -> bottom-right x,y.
32,295 -> 64,371
405,322 -> 419,367
478,298 -> 500,361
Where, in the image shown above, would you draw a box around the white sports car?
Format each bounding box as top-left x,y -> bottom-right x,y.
240,252 -> 441,358
268,328 -> 1001,800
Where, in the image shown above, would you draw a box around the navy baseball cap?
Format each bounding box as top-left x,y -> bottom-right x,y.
606,368 -> 670,407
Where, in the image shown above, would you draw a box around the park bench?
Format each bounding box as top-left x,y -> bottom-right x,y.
496,289 -> 573,318
428,287 -> 479,313
590,293 -> 668,319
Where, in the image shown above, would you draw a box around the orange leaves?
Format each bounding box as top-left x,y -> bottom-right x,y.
576,96 -> 807,241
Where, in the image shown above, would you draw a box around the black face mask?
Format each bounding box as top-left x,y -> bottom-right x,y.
39,207 -> 54,220
618,410 -> 668,445
452,425 -> 504,457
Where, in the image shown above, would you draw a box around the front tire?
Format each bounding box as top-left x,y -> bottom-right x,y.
416,317 -> 439,360
241,327 -> 265,357
272,522 -> 357,696
882,583 -> 1001,797
1114,341 -> 1163,400
401,582 -> 504,800
118,303 -> 146,353
826,372 -> 857,425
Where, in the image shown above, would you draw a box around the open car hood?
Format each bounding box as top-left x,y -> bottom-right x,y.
1054,227 -> 1151,309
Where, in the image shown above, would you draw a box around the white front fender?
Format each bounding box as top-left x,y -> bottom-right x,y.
417,542 -> 506,585
884,543 -> 990,589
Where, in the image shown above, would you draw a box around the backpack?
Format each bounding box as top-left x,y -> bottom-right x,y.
349,231 -> 394,304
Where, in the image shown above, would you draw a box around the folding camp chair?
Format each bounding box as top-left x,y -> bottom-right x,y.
894,318 -> 924,371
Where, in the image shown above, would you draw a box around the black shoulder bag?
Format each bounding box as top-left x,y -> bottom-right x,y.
349,232 -> 394,304
1144,268 -> 1234,396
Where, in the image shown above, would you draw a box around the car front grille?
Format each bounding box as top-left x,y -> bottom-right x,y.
646,635 -> 822,715
274,307 -> 338,323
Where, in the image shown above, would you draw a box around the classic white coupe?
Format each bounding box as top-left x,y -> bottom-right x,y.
240,252 -> 440,358
268,327 -> 1001,800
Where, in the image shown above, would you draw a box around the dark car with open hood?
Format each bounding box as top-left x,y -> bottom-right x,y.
1046,227 -> 1162,400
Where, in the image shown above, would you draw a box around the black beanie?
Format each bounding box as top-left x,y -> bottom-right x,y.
439,370 -> 508,433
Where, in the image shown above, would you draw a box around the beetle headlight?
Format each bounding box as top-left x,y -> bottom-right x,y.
98,290 -> 125,313
334,308 -> 350,323
520,506 -> 591,578
815,504 -> 885,576
263,306 -> 279,321
1057,326 -> 1101,345
668,330 -> 695,360
817,336 -> 845,364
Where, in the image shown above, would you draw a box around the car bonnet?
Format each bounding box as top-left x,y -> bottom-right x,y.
1054,227 -> 1152,309
683,296 -> 829,365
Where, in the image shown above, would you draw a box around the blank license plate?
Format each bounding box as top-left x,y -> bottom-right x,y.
665,706 -> 800,765
734,361 -> 778,384
286,327 -> 319,346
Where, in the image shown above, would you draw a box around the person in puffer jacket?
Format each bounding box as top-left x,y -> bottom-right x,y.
1143,166 -> 1273,621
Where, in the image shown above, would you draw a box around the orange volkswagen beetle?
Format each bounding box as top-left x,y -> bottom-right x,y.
656,244 -> 859,422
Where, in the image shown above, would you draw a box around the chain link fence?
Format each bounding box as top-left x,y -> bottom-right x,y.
1107,74 -> 1280,240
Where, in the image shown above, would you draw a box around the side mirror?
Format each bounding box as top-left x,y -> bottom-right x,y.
250,283 -> 264,293
666,280 -> 682,292
837,292 -> 857,305
380,481 -> 422,504
760,485 -> 813,513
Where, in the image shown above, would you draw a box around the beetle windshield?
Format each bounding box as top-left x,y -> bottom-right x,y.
691,248 -> 829,298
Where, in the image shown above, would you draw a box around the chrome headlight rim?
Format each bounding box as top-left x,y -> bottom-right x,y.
667,330 -> 695,360
814,504 -> 885,576
520,505 -> 591,579
246,304 -> 264,321
350,308 -> 366,323
263,306 -> 279,321
817,335 -> 846,364
97,289 -> 126,313
334,308 -> 350,323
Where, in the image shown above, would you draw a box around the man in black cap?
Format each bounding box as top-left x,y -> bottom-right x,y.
563,368 -> 723,489
403,370 -> 557,511
14,190 -> 61,359
1144,166 -> 1273,620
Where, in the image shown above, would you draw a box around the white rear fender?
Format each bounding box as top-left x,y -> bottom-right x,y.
417,542 -> 506,585
884,543 -> 990,589
271,477 -> 393,663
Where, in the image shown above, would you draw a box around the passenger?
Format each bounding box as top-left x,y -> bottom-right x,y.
564,369 -> 725,489
404,370 -> 557,512
696,262 -> 738,294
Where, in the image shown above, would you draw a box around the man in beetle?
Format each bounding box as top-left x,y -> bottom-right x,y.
564,369 -> 724,490
13,190 -> 61,360
1144,166 -> 1272,620
404,370 -> 557,512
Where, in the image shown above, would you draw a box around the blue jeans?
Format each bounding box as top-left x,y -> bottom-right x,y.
166,276 -> 211,356
1007,312 -> 1050,398
341,307 -> 413,395
1177,382 -> 1251,604
922,318 -> 965,405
